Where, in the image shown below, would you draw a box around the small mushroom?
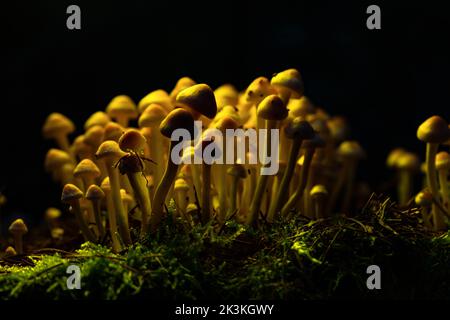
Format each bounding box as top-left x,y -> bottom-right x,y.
396,152 -> 420,205
8,219 -> 28,254
84,111 -> 110,130
5,246 -> 17,256
43,113 -> 75,154
100,177 -> 121,252
169,77 -> 197,103
106,95 -> 138,128
415,190 -> 433,229
310,185 -> 329,219
86,184 -> 106,239
436,151 -> 450,214
138,89 -> 172,113
270,68 -> 304,105
226,164 -> 247,219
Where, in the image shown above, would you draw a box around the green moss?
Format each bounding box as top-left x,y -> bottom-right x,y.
1,195 -> 449,300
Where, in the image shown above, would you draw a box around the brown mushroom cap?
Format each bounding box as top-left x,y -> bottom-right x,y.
9,218 -> 28,235
138,89 -> 172,113
227,164 -> 247,179
43,113 -> 75,139
176,84 -> 218,119
270,68 -> 304,98
284,117 -> 315,140
83,125 -> 105,148
436,151 -> 450,170
159,108 -> 196,139
256,94 -> 288,120
417,115 -> 450,143
73,159 -> 101,179
106,95 -> 138,120
61,184 -> 84,203
118,128 -> 147,153
138,103 -> 168,128
84,111 -> 110,130
415,190 -> 433,206
104,122 -> 125,142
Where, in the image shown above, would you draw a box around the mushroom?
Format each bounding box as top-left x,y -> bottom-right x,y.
100,177 -> 121,252
214,84 -> 239,111
72,135 -> 94,161
415,190 -> 433,229
8,219 -> 28,254
104,122 -> 125,142
248,94 -> 288,225
61,184 -> 97,243
310,185 -> 329,219
138,103 -> 169,187
5,246 -> 17,256
243,76 -> 276,131
73,159 -> 101,191
85,184 -> 106,239
436,151 -> 450,214
268,117 -> 315,222
270,68 -> 304,105
84,111 -> 110,130
44,149 -> 73,184
417,115 -> 450,230
174,178 -> 190,216
138,89 -> 172,113
175,83 -> 218,120
43,113 -> 75,154
45,207 -> 62,233
95,141 -> 132,245
106,95 -> 138,128
118,129 -> 153,235
169,76 -> 197,103
150,108 -> 195,232
226,164 -> 247,219
395,152 -> 420,205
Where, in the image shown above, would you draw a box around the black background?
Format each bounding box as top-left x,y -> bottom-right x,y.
2,1 -> 450,227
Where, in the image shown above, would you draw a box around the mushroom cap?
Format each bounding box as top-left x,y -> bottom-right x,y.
257,94 -> 288,120
9,218 -> 28,235
302,133 -> 326,149
100,177 -> 111,192
186,203 -> 198,214
288,96 -> 316,118
73,159 -> 101,179
50,228 -> 65,239
243,77 -> 275,104
45,207 -> 62,220
159,108 -> 195,139
138,89 -> 172,113
417,115 -> 449,143
72,135 -> 93,159
174,178 -> 189,192
176,84 -> 218,119
215,115 -> 240,131
227,164 -> 247,179
170,77 -> 197,101
104,122 -> 125,142
84,111 -> 110,130
270,68 -> 304,98
83,125 -> 105,148
310,184 -> 328,198
386,148 -> 407,168
95,140 -> 128,161
337,141 -> 366,159
138,103 -> 168,128
214,84 -> 239,109
106,95 -> 138,120
5,246 -> 17,256
327,116 -> 350,142
415,190 -> 433,206
284,117 -> 315,140
118,128 -> 147,153
61,184 -> 83,203
43,113 -> 75,139
120,189 -> 133,205
44,149 -> 72,172
436,151 -> 450,170
396,152 -> 420,171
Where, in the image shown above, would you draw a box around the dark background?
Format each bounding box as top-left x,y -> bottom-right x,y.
2,1 -> 449,227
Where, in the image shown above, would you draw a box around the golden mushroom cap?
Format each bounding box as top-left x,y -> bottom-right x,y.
72,135 -> 93,158
9,218 -> 28,235
44,149 -> 72,171
5,246 -> 17,256
100,177 -> 111,192
417,115 -> 449,143
176,83 -> 218,119
159,108 -> 196,139
436,151 -> 450,170
120,189 -> 133,205
327,116 -> 350,142
215,115 -> 240,131
257,94 -> 288,121
45,207 -> 62,220
104,122 -> 125,142
227,164 -> 247,179
106,95 -> 138,119
337,141 -> 366,159
138,89 -> 172,113
288,96 -> 316,118
95,140 -> 128,161
43,113 -> 75,139
83,125 -> 105,148
243,77 -> 275,104
138,103 -> 168,128
415,190 -> 433,206
61,184 -> 83,203
270,68 -> 304,98
186,203 -> 199,214
85,184 -> 105,200
170,77 -> 197,101
214,84 -> 239,110
84,111 -> 110,130
310,184 -> 328,198
396,152 -> 420,171
386,148 -> 407,168
73,159 -> 101,179
174,178 -> 189,192
118,128 -> 147,153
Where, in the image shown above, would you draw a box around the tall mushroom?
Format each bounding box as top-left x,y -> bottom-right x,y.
310,185 -> 329,219
106,95 -> 138,128
43,113 -> 75,155
84,111 -> 110,130
270,68 -> 304,106
226,164 -> 247,219
8,219 -> 28,254
417,115 -> 450,230
85,184 -> 106,239
100,177 -> 121,252
436,151 -> 450,214
395,152 -> 420,206
138,89 -> 172,114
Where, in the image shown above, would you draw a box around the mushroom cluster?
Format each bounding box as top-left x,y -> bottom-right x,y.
34,70 -> 449,254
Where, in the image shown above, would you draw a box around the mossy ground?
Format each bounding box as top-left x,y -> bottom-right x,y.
0,195 -> 449,300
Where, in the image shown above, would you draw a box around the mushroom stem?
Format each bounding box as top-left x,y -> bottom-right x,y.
426,142 -> 446,230
105,165 -> 132,245
127,171 -> 152,236
281,148 -> 315,217
398,169 -> 413,206
150,141 -> 179,232
438,168 -> 449,216
105,191 -> 122,252
247,119 -> 277,226
13,235 -> 24,255
150,126 -> 166,187
90,199 -> 106,239
71,201 -> 97,243
201,162 -> 212,224
268,138 -> 303,222
55,134 -> 72,155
